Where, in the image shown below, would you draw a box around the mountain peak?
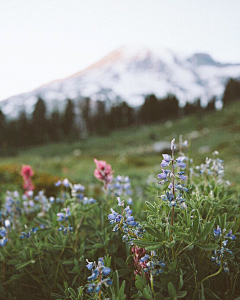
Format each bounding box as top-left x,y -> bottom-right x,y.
1,46 -> 240,118
187,53 -> 217,66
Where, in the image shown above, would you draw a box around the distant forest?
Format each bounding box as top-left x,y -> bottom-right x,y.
0,78 -> 239,152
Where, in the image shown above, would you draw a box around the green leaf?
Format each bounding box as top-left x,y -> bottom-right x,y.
145,226 -> 161,239
177,291 -> 187,298
113,271 -> 119,294
16,260 -> 35,269
168,282 -> 177,300
192,211 -> 200,240
195,243 -> 217,250
135,280 -> 144,292
93,243 -> 104,248
145,201 -> 158,214
178,270 -> 183,291
198,220 -> 215,241
133,240 -> 165,250
142,287 -> 153,300
166,240 -> 175,249
154,293 -> 165,300
68,288 -> 77,298
205,288 -> 221,299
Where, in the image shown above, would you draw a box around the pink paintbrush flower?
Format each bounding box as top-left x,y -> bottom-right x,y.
21,165 -> 34,192
93,159 -> 113,188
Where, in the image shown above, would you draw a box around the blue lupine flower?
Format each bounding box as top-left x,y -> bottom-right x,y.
82,197 -> 96,205
86,257 -> 112,294
49,197 -> 55,204
117,197 -> 124,206
0,227 -> 7,237
176,157 -> 186,168
54,180 -> 62,187
95,284 -> 101,293
87,283 -> 95,293
127,198 -> 133,205
124,206 -> 132,215
179,174 -> 187,181
62,178 -> 70,187
0,237 -> 8,246
163,154 -> 171,162
214,225 -> 221,237
101,267 -> 111,276
4,219 -> 11,228
57,213 -> 65,221
88,269 -> 99,281
158,172 -> 167,179
222,240 -> 228,247
139,254 -> 149,262
86,260 -> 94,270
105,278 -> 113,286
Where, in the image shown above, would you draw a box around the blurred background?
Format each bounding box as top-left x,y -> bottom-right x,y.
0,0 -> 240,194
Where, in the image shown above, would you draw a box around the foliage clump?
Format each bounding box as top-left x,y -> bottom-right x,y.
0,137 -> 239,300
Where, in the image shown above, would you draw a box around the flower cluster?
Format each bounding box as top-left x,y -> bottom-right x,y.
0,221 -> 10,246
211,226 -> 236,273
34,191 -> 51,217
57,207 -> 73,235
86,257 -> 112,293
20,227 -> 38,239
21,165 -> 34,192
108,175 -> 133,204
195,151 -> 230,185
54,178 -> 70,188
94,159 -> 113,188
55,179 -> 96,205
1,191 -> 21,223
140,251 -> 166,276
131,245 -> 148,276
57,207 -> 71,221
71,184 -> 85,200
108,197 -> 145,245
158,140 -> 189,208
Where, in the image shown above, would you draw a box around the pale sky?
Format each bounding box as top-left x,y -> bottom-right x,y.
0,0 -> 240,102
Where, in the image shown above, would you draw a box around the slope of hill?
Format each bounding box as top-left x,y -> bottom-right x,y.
1,102 -> 240,193
1,45 -> 240,118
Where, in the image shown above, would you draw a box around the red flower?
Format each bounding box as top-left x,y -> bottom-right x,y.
93,159 -> 113,188
131,246 -> 149,278
21,165 -> 34,179
21,165 -> 34,192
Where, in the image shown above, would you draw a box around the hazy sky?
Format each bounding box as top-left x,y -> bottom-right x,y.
0,0 -> 240,101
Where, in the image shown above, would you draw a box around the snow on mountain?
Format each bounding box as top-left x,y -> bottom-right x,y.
1,45 -> 240,118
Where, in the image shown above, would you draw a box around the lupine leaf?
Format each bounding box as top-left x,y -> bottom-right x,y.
195,243 -> 217,250
168,282 -> 177,300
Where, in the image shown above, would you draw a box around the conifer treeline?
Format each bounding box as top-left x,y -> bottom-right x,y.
0,78 -> 239,150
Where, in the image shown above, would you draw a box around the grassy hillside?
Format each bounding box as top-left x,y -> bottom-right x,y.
1,102 -> 240,194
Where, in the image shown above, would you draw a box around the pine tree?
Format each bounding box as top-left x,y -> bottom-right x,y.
63,99 -> 75,137
49,109 -> 62,141
222,78 -> 240,106
32,97 -> 47,144
0,109 -> 6,148
18,109 -> 31,146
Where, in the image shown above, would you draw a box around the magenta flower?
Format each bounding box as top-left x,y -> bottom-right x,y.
93,159 -> 113,188
21,165 -> 34,192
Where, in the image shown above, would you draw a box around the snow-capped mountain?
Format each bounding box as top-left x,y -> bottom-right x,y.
1,45 -> 240,118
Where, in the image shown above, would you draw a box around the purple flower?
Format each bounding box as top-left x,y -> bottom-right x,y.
179,175 -> 187,181
176,157 -> 186,168
162,154 -> 172,162
139,254 -> 149,262
158,172 -> 167,179
57,213 -> 65,221
214,225 -> 221,237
